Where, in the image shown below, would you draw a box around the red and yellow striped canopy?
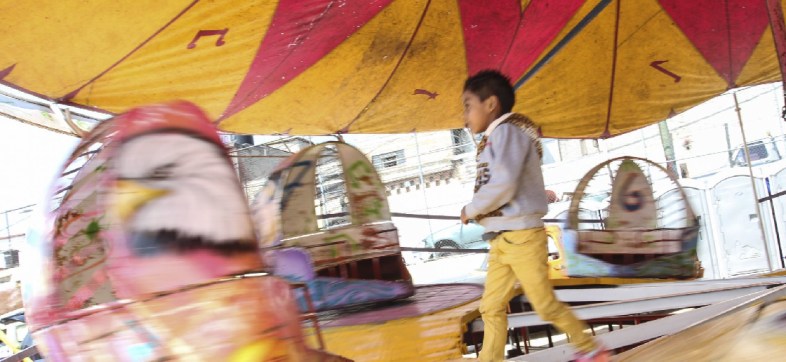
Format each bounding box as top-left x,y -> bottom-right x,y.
1,0 -> 785,137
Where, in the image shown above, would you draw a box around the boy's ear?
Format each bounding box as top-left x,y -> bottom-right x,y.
484,95 -> 499,113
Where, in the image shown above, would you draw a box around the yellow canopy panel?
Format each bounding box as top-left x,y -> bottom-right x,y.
1,0 -> 785,137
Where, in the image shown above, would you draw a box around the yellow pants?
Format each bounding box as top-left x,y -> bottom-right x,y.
478,227 -> 596,361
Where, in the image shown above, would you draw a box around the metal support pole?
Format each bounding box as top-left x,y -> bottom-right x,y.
316,173 -> 328,225
734,92 -> 774,272
639,129 -> 653,180
658,120 -> 678,178
724,123 -> 734,166
773,84 -> 786,145
765,177 -> 786,268
4,211 -> 10,251
765,0 -> 786,121
413,132 -> 434,243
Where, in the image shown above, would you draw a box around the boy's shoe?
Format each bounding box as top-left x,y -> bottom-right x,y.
573,345 -> 611,362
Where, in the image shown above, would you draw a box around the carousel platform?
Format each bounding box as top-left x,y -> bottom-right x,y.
304,283 -> 483,361
615,295 -> 786,361
502,272 -> 786,361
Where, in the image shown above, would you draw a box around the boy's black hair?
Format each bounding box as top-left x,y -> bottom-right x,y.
463,70 -> 515,114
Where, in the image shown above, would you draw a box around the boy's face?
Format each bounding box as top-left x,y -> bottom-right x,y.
463,90 -> 497,134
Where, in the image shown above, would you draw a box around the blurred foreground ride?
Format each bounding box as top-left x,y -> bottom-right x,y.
22,101 -> 347,361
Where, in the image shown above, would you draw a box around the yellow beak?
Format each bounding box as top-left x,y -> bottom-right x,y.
111,179 -> 170,221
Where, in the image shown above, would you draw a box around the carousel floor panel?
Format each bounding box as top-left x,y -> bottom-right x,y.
512,284 -> 786,361
614,296 -> 786,361
305,284 -> 483,361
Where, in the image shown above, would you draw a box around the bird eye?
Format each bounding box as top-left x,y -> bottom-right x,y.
149,163 -> 175,179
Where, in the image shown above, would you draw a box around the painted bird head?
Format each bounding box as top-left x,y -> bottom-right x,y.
105,101 -> 263,297
113,132 -> 255,254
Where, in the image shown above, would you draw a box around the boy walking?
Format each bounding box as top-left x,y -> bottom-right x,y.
460,70 -> 608,362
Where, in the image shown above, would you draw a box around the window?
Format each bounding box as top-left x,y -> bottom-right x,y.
541,139 -> 561,165
580,139 -> 599,156
747,142 -> 768,161
451,129 -> 473,155
732,140 -> 780,166
372,150 -> 406,168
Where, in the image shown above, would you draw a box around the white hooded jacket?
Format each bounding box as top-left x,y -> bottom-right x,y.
464,113 -> 548,232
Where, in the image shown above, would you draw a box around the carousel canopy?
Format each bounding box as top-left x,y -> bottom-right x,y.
1,0 -> 785,137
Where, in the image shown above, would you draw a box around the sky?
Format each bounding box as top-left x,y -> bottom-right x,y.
0,118 -> 372,214
0,119 -> 78,212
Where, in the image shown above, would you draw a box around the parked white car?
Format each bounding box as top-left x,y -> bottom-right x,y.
420,221 -> 487,259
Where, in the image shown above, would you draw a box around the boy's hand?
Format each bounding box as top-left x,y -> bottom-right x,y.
461,207 -> 469,225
